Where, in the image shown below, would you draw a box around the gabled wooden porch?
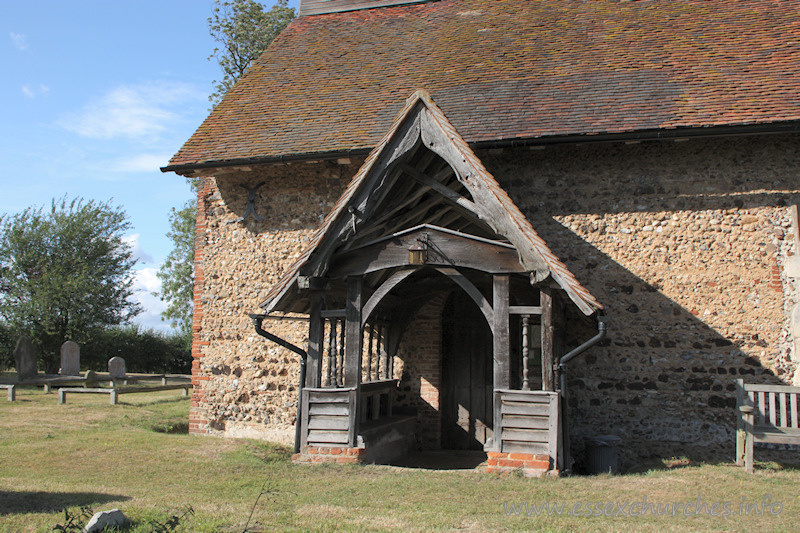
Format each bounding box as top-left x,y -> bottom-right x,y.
257,92 -> 603,474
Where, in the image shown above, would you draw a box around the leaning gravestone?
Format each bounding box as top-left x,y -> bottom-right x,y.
59,341 -> 81,376
13,336 -> 37,381
84,369 -> 99,387
108,357 -> 126,379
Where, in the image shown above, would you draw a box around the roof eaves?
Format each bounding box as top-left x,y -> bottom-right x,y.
163,121 -> 800,176
471,120 -> 800,150
160,148 -> 372,176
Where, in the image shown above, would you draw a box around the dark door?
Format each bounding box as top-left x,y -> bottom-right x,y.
441,291 -> 493,449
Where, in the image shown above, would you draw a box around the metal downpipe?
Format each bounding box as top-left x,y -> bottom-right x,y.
250,313 -> 307,454
556,315 -> 608,474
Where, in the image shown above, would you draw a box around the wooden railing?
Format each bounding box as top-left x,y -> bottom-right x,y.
300,386 -> 357,448
299,379 -> 399,449
359,379 -> 397,424
736,379 -> 800,473
494,390 -> 559,460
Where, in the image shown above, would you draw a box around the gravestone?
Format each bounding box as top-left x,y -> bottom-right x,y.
60,341 -> 81,376
108,357 -> 126,379
13,336 -> 37,381
84,369 -> 99,387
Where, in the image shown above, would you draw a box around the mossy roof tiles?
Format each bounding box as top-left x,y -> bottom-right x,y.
167,0 -> 800,169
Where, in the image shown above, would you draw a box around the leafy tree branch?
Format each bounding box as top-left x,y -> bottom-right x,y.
208,0 -> 295,106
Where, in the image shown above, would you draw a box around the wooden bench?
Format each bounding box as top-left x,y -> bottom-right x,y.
0,384 -> 15,402
40,377 -> 92,393
736,379 -> 800,473
107,374 -> 191,387
37,374 -> 191,392
57,384 -> 192,405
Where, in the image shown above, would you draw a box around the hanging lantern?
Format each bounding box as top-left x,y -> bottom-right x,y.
408,237 -> 427,265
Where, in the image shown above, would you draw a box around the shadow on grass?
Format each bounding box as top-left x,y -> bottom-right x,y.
751,460 -> 800,473
117,396 -> 189,408
593,449 -> 800,475
621,457 -> 721,475
246,442 -> 294,464
387,450 -> 488,470
0,490 -> 129,515
150,421 -> 190,434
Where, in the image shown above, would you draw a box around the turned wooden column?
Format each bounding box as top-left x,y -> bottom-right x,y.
521,315 -> 531,391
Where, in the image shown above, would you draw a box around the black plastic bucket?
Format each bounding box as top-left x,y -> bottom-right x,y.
585,434 -> 621,474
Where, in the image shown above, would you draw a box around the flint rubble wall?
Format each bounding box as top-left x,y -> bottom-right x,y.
190,133 -> 799,464
190,162 -> 357,441
483,133 -> 800,463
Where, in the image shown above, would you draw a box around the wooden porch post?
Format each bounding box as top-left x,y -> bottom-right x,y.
344,276 -> 363,387
492,275 -> 510,452
541,288 -> 555,391
493,275 -> 510,389
305,291 -> 323,389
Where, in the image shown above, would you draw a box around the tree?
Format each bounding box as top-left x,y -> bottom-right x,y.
152,2 -> 295,334
0,198 -> 140,373
207,0 -> 295,106
156,200 -> 196,335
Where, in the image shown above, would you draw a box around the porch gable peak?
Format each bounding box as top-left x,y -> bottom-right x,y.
261,90 -> 603,316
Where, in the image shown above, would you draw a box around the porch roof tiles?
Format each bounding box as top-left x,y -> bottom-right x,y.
166,0 -> 800,171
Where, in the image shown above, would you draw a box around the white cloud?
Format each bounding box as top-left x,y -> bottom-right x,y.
124,233 -> 154,264
112,153 -> 172,173
130,266 -> 171,332
132,265 -> 161,292
58,82 -> 203,141
21,84 -> 49,98
10,32 -> 28,51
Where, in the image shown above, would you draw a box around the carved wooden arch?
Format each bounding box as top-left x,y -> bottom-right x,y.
360,266 -> 494,334
361,268 -> 416,328
435,267 -> 494,333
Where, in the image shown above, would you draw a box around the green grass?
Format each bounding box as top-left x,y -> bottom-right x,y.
1,385 -> 799,532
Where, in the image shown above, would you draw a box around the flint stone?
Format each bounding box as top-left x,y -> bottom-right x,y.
60,341 -> 81,376
13,336 -> 37,381
83,509 -> 128,533
108,357 -> 126,379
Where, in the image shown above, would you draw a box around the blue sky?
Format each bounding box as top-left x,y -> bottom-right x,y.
2,1 -> 299,331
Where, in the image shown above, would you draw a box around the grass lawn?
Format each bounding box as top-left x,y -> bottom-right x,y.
0,383 -> 798,532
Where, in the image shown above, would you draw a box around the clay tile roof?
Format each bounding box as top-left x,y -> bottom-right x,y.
166,0 -> 800,170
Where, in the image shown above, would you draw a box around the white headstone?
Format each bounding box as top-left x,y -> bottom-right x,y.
60,341 -> 81,376
13,336 -> 37,381
108,356 -> 126,379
